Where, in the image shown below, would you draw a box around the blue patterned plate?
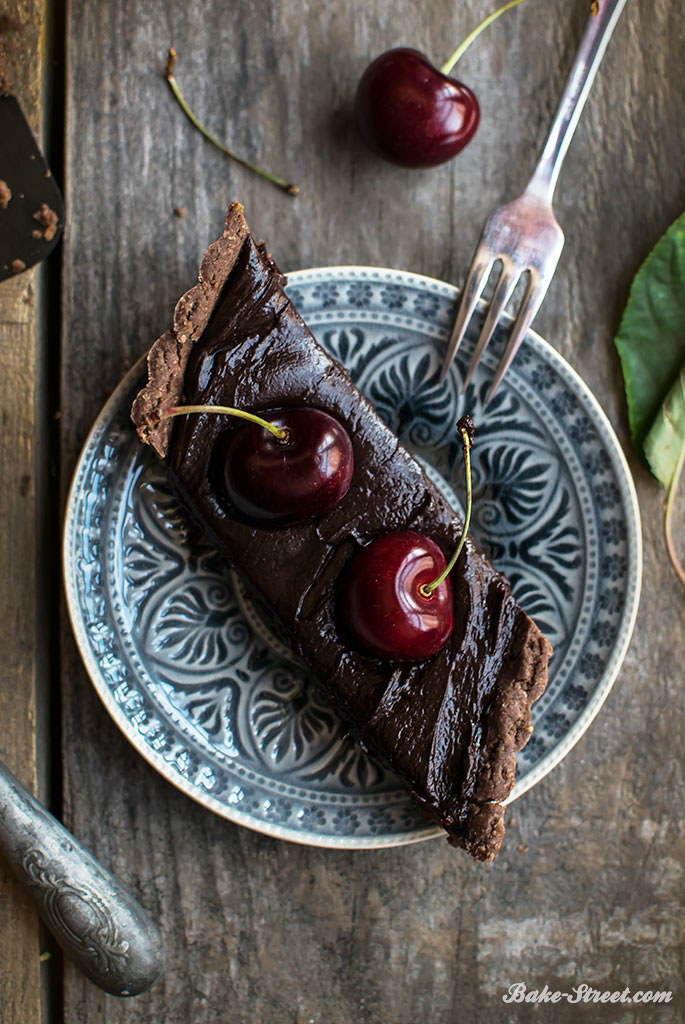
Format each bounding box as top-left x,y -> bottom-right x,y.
63,268 -> 641,848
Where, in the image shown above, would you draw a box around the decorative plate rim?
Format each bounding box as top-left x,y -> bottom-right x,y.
63,265 -> 642,850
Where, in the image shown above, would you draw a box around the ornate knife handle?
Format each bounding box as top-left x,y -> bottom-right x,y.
0,759 -> 164,996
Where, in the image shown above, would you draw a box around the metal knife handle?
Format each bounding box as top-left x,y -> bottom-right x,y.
0,760 -> 164,996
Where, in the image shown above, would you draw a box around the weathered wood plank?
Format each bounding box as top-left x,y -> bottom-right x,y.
0,2 -> 51,1022
61,0 -> 684,1020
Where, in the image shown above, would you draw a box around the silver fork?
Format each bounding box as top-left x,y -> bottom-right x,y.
440,0 -> 629,399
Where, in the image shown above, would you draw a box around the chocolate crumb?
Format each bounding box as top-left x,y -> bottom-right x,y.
32,202 -> 59,242
32,229 -> 42,240
590,0 -> 599,13
11,258 -> 25,274
174,206 -> 186,219
516,844 -> 528,853
0,179 -> 11,208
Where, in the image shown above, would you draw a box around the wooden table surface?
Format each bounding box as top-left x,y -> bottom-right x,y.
1,0 -> 683,1021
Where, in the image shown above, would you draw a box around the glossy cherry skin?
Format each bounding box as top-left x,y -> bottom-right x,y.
341,530 -> 454,661
221,407 -> 354,526
355,48 -> 480,169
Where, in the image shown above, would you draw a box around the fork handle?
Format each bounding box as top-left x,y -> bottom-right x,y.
528,0 -> 629,201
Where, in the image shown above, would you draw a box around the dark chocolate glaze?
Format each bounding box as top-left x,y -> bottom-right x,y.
164,233 -> 551,861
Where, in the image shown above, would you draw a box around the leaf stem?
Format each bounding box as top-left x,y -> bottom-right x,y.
664,439 -> 685,588
163,404 -> 288,441
165,48 -> 299,197
421,416 -> 474,596
440,0 -> 530,76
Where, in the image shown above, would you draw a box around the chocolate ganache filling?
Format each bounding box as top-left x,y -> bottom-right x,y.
133,203 -> 551,860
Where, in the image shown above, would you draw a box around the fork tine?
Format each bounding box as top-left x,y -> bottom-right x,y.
462,262 -> 518,390
439,253 -> 493,383
486,274 -> 549,402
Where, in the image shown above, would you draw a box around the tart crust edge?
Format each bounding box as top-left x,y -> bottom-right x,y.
131,201 -> 250,458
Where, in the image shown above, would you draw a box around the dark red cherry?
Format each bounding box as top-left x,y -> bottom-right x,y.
222,407 -> 354,525
355,48 -> 480,169
341,530 -> 454,661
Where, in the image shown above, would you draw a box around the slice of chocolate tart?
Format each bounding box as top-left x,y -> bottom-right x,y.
132,203 -> 552,861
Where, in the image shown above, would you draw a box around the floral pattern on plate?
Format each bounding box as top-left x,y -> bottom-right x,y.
64,267 -> 641,848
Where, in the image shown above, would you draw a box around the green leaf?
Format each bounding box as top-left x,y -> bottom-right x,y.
615,211 -> 685,450
615,213 -> 685,586
643,366 -> 685,490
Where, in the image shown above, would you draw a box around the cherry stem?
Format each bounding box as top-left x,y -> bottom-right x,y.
421,420 -> 473,596
163,404 -> 288,441
165,48 -> 299,197
664,439 -> 685,588
440,0 -> 530,76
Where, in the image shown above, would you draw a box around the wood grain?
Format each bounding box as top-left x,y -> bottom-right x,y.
61,0 -> 684,1020
0,2 -> 52,1022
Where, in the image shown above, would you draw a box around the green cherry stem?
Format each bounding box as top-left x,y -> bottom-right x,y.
165,48 -> 299,197
420,416 -> 474,597
440,0 -> 530,76
664,439 -> 685,588
163,404 -> 288,441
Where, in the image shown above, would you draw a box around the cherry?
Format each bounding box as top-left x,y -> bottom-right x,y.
341,416 -> 474,662
164,405 -> 354,525
355,0 -> 527,169
222,407 -> 354,524
341,531 -> 455,660
355,49 -> 479,169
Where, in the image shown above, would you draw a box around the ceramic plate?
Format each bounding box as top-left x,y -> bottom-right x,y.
63,267 -> 641,848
